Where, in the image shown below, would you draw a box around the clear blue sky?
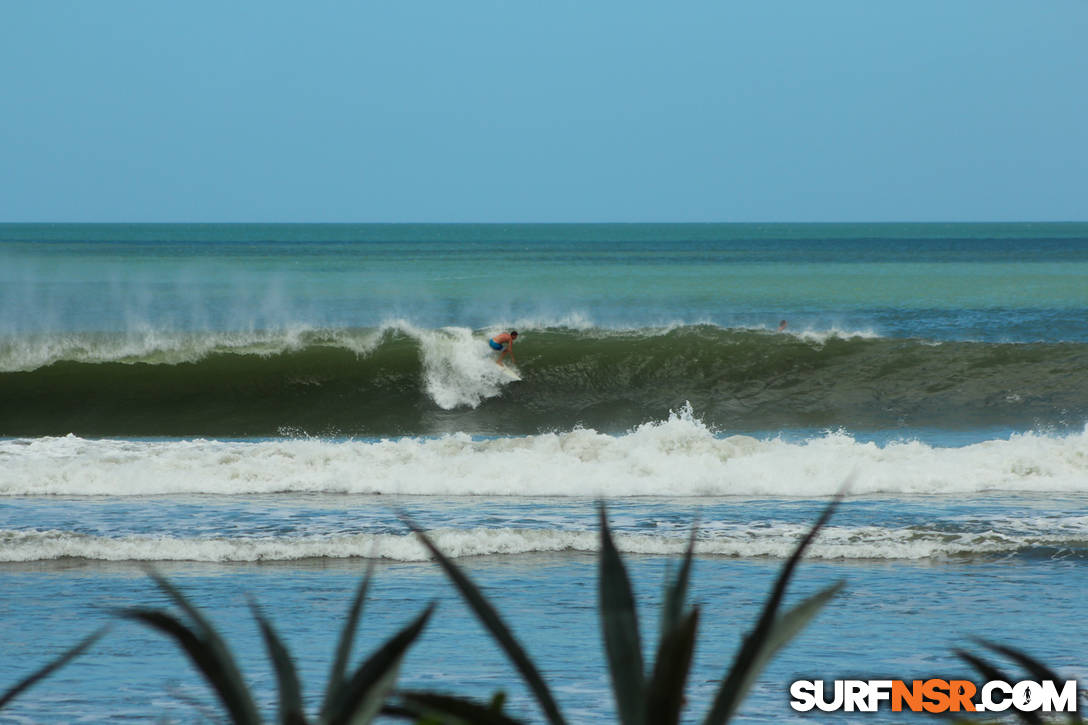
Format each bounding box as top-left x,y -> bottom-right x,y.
2,0 -> 1085,222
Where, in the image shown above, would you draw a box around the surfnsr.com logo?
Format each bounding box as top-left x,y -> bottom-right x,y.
789,679 -> 1079,714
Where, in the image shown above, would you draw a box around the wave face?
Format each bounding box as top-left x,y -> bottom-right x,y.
2,324 -> 1087,436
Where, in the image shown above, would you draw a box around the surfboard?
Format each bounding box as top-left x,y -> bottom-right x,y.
499,366 -> 522,382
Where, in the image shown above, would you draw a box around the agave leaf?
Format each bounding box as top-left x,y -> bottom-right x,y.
0,626 -> 108,711
703,495 -> 842,725
397,691 -> 528,725
973,639 -> 1067,687
971,640 -> 1082,725
954,649 -> 1015,688
149,570 -> 234,656
345,664 -> 399,725
250,599 -> 306,725
768,582 -> 842,658
954,650 -> 1043,725
320,561 -> 375,722
660,523 -> 697,646
118,607 -> 261,725
325,603 -> 435,725
374,703 -> 417,720
402,514 -> 567,725
598,504 -> 646,725
145,570 -> 261,724
645,607 -> 700,725
734,580 -> 844,720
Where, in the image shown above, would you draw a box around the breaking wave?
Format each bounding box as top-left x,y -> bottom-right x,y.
1,324 -> 1086,435
2,411 -> 1086,497
3,521 -> 1086,563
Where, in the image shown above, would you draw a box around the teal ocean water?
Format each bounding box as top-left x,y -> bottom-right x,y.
1,224 -> 1086,722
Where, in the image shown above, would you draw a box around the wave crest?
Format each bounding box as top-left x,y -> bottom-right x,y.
2,419 -> 1087,497
2,324 -> 1086,435
4,522 -> 1085,563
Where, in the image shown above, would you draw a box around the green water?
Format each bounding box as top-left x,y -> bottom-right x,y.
2,222 -> 1088,337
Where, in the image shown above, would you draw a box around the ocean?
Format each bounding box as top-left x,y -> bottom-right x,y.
1,223 -> 1086,723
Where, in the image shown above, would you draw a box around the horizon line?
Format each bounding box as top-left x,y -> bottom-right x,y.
2,219 -> 1087,226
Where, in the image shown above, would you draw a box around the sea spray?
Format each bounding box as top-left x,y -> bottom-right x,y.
392,322 -> 517,409
3,325 -> 1085,435
0,323 -> 883,373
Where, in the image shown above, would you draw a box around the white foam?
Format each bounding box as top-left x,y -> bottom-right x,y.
509,310 -> 599,331
0,320 -> 889,375
782,326 -> 882,343
0,325 -> 387,372
0,321 -> 519,410
387,321 -> 517,409
2,410 -> 1086,497
3,521 -> 1083,563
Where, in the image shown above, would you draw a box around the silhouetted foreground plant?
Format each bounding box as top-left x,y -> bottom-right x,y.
396,495 -> 844,725
2,498 -> 841,724
0,626 -> 108,712
953,639 -> 1084,725
9,494 -> 1085,724
117,564 -> 434,725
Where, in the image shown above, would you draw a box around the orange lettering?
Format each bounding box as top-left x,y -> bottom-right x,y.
922,679 -> 950,713
892,680 -> 924,712
948,680 -> 976,712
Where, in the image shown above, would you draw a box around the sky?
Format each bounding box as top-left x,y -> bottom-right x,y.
1,0 -> 1086,223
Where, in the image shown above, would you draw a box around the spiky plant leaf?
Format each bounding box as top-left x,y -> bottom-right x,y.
598,504 -> 646,725
971,640 -> 1083,725
974,639 -> 1067,689
402,515 -> 567,725
729,580 -> 844,722
325,603 -> 435,725
659,525 -> 697,646
250,599 -> 306,725
954,650 -> 1045,725
374,703 -> 417,720
0,626 -> 108,711
397,691 -> 527,725
645,607 -> 700,725
320,561 -> 375,722
117,607 -> 261,725
703,495 -> 842,725
144,570 -> 262,724
954,649 -> 1016,689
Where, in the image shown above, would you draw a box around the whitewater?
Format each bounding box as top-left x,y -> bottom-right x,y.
3,412 -> 1087,498
2,223 -> 1087,723
4,323 -> 1086,436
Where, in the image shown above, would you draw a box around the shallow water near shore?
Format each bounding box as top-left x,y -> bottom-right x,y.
2,543 -> 1085,723
2,223 -> 1086,722
2,486 -> 1087,722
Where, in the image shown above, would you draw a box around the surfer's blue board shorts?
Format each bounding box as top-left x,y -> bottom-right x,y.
489,339 -> 504,351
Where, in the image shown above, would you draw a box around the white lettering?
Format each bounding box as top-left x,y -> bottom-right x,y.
789,678 -> 1077,714
1013,681 -> 1043,712
816,680 -> 844,712
845,680 -> 868,712
789,680 -> 816,712
980,681 -> 1012,712
1039,680 -> 1077,713
867,680 -> 893,711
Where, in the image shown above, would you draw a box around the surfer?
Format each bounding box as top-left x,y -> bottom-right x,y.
778,319 -> 788,332
488,330 -> 518,366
